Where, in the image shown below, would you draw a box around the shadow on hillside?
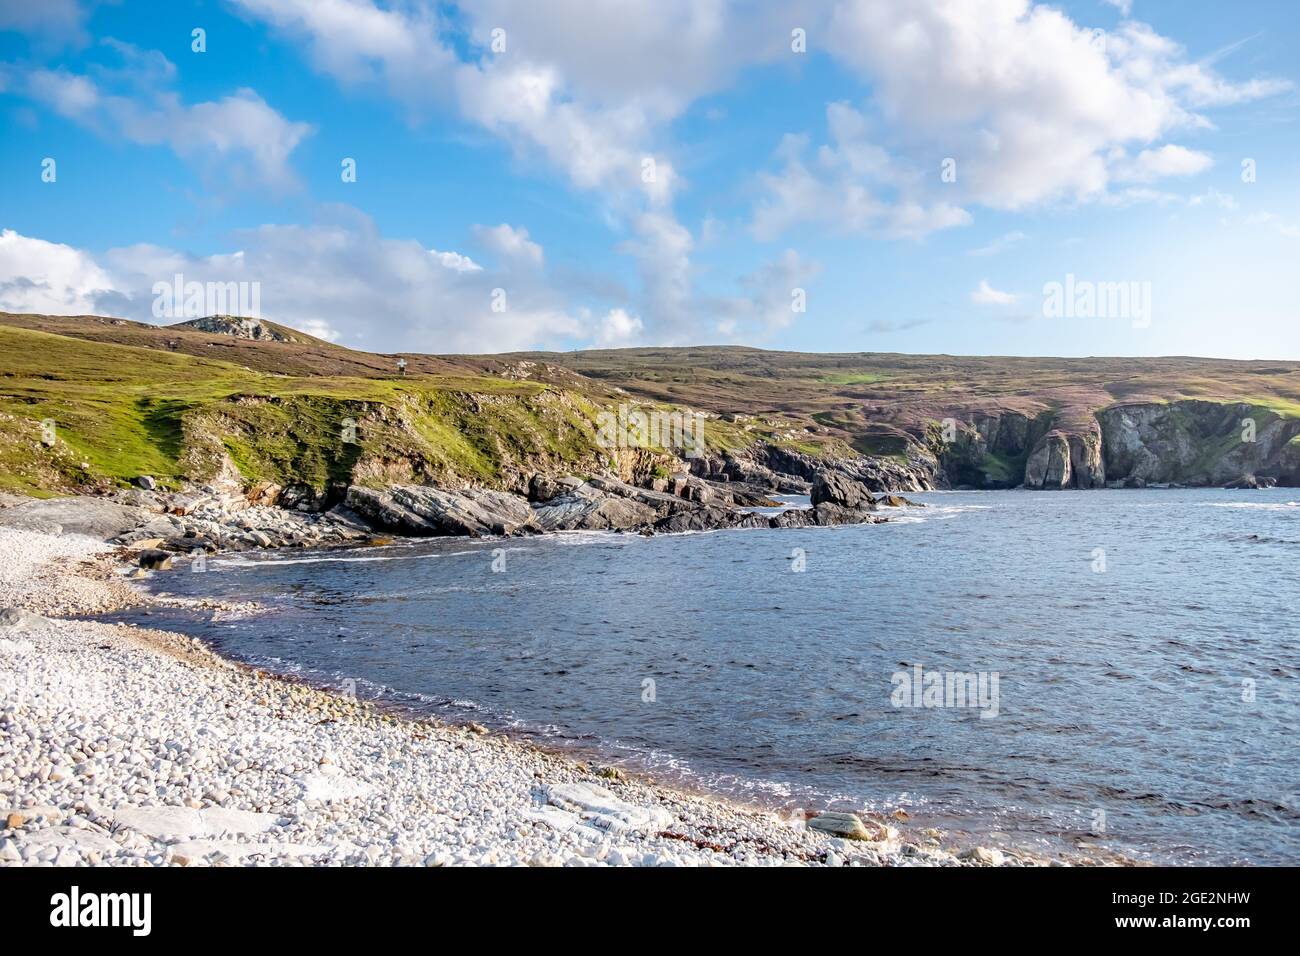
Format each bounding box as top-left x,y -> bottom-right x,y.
138,398 -> 188,464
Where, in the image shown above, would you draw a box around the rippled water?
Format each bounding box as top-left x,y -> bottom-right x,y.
112,489 -> 1300,864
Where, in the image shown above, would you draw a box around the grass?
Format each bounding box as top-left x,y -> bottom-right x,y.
817,371 -> 889,385
978,452 -> 1020,485
0,325 -> 612,494
5,313 -> 1300,495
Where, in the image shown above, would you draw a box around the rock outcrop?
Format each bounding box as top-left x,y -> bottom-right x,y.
343,464 -> 889,538
169,315 -> 298,342
533,488 -> 657,532
934,400 -> 1294,489
692,442 -> 936,495
1098,401 -> 1300,487
1022,427 -> 1104,489
0,496 -> 147,538
811,471 -> 874,509
346,486 -> 538,536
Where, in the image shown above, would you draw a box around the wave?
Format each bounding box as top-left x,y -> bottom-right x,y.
210,548 -> 482,569
1201,501 -> 1299,511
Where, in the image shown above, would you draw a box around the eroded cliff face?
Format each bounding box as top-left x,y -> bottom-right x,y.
1097,401 -> 1300,486
938,411 -> 1048,488
930,400 -> 1299,489
1022,428 -> 1105,489
690,441 -> 940,493
139,386 -> 1300,506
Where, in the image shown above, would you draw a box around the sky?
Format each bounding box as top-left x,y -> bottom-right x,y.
1,0 -> 1298,358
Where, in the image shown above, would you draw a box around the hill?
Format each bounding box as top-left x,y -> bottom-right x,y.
2,311 -> 1299,498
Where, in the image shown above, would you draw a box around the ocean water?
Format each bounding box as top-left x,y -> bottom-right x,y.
110,489 -> 1300,864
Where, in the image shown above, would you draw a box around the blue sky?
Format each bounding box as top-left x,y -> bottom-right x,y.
1,0 -> 1298,358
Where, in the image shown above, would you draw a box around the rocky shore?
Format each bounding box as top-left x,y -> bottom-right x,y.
0,458 -> 911,564
0,519 -> 1092,868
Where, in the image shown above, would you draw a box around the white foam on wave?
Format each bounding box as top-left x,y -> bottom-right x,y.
210,548 -> 481,570
1202,501 -> 1299,511
883,502 -> 991,525
546,530 -> 629,545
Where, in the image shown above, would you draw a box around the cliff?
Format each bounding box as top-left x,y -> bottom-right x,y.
2,312 -> 1298,506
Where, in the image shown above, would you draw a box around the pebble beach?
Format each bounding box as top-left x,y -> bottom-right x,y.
0,524 -> 1065,867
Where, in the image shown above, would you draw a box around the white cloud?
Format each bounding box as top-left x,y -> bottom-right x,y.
0,0 -> 92,48
971,279 -> 1018,305
0,229 -> 116,314
594,308 -> 644,347
471,223 -> 543,268
230,0 -> 456,102
752,102 -> 971,240
619,211 -> 695,339
453,61 -> 671,204
458,0 -> 797,109
0,219 -> 591,353
429,250 -> 481,273
820,0 -> 1287,210
14,43 -> 312,191
25,68 -> 98,113
1101,0 -> 1133,17
737,249 -> 823,332
230,0 -> 1290,340
1242,211 -> 1300,240
1116,23 -> 1293,108
232,0 -> 705,207
968,231 -> 1028,256
1113,144 -> 1213,182
225,0 -> 789,340
23,0 -> 1286,347
703,249 -> 823,340
1188,188 -> 1236,211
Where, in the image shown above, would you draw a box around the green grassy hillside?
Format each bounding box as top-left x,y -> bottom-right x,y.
0,319 -> 806,497
0,324 -> 611,496
3,311 -> 1299,496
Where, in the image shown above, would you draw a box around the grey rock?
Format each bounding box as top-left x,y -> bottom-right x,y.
808,502 -> 883,526
1224,474 -> 1275,490
528,473 -> 562,502
719,484 -> 782,508
321,504 -> 374,533
1099,400 -> 1300,487
653,506 -> 765,534
137,549 -> 174,570
115,517 -> 183,545
534,493 -> 655,532
666,473 -> 713,504
0,497 -> 145,540
875,494 -> 924,508
134,475 -> 157,491
768,507 -> 817,529
585,476 -> 694,516
1024,432 -> 1072,489
170,315 -> 296,341
811,472 -> 872,509
807,812 -> 873,841
0,607 -> 46,629
347,485 -> 538,536
960,846 -> 1006,866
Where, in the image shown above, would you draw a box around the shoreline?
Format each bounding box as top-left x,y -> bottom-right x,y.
0,523 -> 1125,867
